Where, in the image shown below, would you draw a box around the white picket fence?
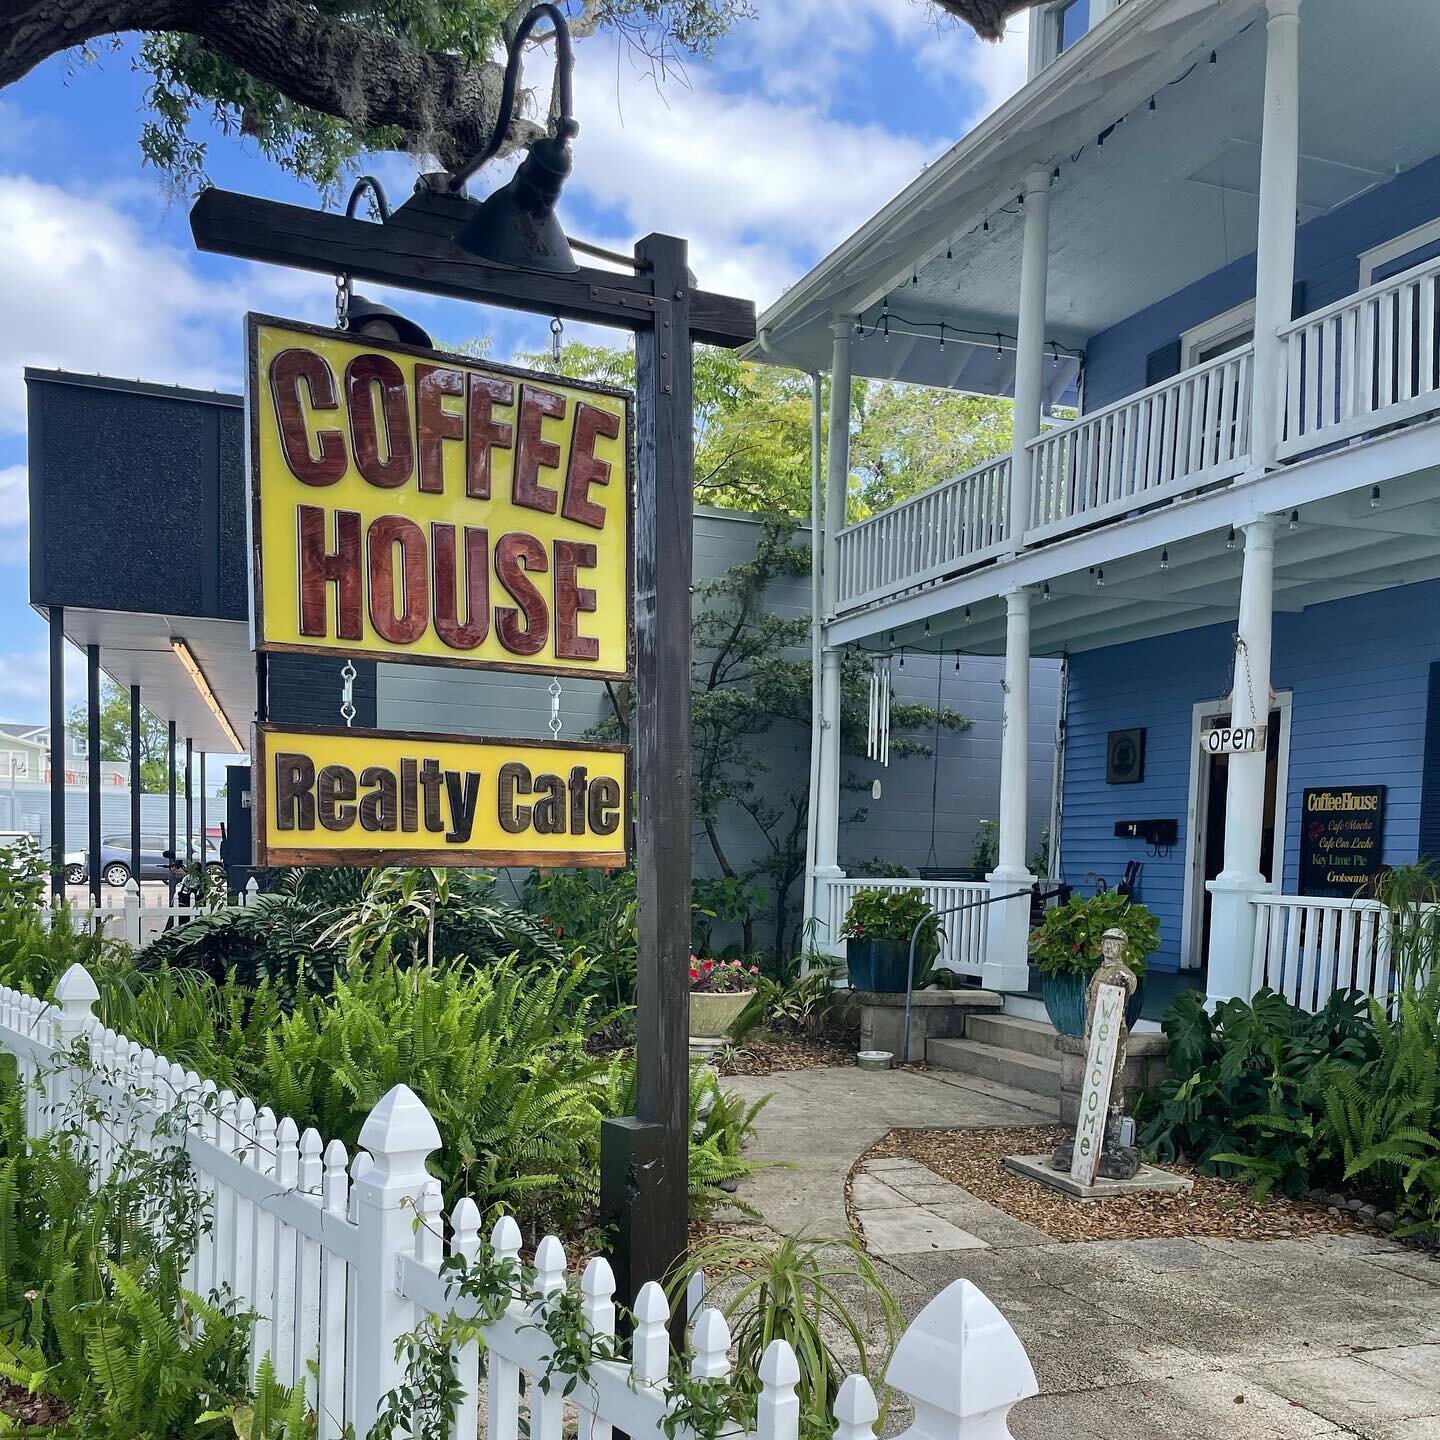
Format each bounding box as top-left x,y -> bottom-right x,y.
40,877 -> 259,949
0,962 -> 1040,1440
1248,893 -> 1437,1012
819,877 -> 991,978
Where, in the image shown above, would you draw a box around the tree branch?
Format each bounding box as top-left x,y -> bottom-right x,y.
930,0 -> 1045,42
1,0 -> 528,171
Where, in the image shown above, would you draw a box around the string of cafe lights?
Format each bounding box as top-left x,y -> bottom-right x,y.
857,17 -> 1258,360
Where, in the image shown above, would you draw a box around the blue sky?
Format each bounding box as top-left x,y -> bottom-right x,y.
0,1 -> 1029,727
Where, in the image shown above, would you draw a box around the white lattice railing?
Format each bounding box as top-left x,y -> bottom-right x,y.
1026,346 -> 1253,544
833,456 -> 1010,612
1,963 -> 1041,1440
820,876 -> 991,977
1248,894 -> 1439,1012
1278,252 -> 1440,459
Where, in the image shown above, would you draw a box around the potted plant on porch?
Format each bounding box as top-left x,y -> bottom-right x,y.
841,888 -> 941,993
689,955 -> 760,1040
1030,891 -> 1159,1036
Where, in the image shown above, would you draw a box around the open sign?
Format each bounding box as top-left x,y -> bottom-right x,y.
1199,724 -> 1267,756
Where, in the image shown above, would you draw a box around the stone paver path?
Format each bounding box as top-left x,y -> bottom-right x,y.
726,1064 -> 1440,1440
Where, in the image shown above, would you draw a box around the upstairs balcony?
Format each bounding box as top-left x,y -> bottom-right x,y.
832,249 -> 1440,617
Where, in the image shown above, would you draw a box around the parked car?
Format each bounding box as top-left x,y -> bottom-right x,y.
64,835 -> 224,887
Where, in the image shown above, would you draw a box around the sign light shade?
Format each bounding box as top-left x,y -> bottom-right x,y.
171,639 -> 244,752
453,134 -> 578,274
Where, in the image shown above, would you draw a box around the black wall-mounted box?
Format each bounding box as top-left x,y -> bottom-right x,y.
1114,819 -> 1178,847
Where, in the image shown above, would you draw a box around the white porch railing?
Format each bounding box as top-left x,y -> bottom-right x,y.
1246,894 -> 1440,1012
1278,252 -> 1440,459
833,456 -> 1010,611
1026,346 -> 1254,544
821,876 -> 991,977
0,963 -> 1042,1440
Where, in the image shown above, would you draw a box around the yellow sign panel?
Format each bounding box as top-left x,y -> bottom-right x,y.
248,315 -> 632,679
255,724 -> 629,869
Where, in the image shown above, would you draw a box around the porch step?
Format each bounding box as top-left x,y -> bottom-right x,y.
926,1035 -> 1061,1098
964,1013 -> 1061,1060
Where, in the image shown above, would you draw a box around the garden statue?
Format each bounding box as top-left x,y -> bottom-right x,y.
1050,927 -> 1142,1183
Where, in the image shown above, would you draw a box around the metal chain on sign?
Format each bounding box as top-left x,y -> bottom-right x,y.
1234,636 -> 1258,725
550,316 -> 564,365
548,676 -> 563,739
340,661 -> 357,727
335,274 -> 352,331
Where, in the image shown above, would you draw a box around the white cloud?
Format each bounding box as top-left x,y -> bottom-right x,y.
566,67 -> 939,309
0,641 -> 85,726
0,465 -> 26,565
0,173 -> 336,437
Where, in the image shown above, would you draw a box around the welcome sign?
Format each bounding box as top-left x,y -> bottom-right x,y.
247,316 -> 632,679
254,724 -> 629,868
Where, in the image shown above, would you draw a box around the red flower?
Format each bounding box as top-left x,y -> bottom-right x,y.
702,959 -> 714,971
749,965 -> 760,974
689,968 -> 699,980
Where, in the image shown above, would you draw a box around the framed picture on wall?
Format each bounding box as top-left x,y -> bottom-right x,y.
1107,728 -> 1146,785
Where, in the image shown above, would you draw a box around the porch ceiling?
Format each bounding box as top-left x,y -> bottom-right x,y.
44,608 -> 252,756
853,455 -> 1440,661
750,0 -> 1440,392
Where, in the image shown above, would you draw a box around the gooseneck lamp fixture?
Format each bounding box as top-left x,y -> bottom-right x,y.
447,4 -> 579,274
336,176 -> 434,347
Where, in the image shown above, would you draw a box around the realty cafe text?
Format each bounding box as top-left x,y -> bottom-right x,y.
257,729 -> 629,867
250,317 -> 631,679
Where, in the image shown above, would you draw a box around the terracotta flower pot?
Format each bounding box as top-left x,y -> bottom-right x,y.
690,989 -> 755,1040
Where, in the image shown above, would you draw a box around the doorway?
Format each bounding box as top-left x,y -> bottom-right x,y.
1181,696 -> 1292,971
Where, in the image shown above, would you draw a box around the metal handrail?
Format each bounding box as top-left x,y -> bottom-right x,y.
901,888 -> 1033,1063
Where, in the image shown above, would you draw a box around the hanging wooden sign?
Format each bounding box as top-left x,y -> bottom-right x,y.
253,723 -> 629,868
247,315 -> 632,679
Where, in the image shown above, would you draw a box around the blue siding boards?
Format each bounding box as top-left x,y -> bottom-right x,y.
1061,579 -> 1440,972
1084,152 -> 1440,412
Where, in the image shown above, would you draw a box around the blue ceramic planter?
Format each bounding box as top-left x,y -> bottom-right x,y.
1041,970 -> 1146,1036
846,938 -> 913,992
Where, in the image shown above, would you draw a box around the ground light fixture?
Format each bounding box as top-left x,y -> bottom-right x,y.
170,639 -> 244,753
446,4 -> 579,273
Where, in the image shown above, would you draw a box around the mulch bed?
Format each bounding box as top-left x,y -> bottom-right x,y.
865,1125 -> 1370,1244
0,1376 -> 67,1430
719,1033 -> 857,1075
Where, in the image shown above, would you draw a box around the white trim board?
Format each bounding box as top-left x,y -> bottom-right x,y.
1180,299 -> 1256,367
1179,692 -> 1292,971
1359,216 -> 1440,287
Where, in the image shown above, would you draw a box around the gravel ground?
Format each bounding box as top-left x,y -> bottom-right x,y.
865,1125 -> 1371,1244
718,1033 -> 858,1076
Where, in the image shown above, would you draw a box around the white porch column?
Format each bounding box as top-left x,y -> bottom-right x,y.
1206,517 -> 1278,1003
1008,166 -> 1053,547
1249,0 -> 1303,469
983,588 -> 1036,992
810,317 -> 853,953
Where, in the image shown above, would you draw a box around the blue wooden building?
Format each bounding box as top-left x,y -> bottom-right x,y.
753,0 -> 1440,1025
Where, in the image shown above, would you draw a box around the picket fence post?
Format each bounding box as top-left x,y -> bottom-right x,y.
53,963 -> 99,1049
349,1083 -> 442,1428
885,1279 -> 1037,1440
244,877 -> 260,907
123,878 -> 142,948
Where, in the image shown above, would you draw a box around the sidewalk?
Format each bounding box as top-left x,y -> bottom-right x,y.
726,1064 -> 1440,1440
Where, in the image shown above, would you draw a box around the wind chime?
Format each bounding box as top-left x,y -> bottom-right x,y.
867,655 -> 892,766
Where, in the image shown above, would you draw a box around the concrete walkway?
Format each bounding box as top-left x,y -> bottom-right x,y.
726,1065 -> 1440,1440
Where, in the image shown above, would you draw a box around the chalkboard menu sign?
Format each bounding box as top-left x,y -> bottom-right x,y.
1298,786 -> 1386,896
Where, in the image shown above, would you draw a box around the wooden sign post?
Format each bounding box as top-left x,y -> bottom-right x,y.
192,183 -> 755,1304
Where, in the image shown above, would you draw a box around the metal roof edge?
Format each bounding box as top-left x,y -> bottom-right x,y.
23,369 -> 242,409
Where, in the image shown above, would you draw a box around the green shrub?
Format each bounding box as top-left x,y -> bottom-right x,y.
1029,891 -> 1158,981
840,888 -> 937,948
